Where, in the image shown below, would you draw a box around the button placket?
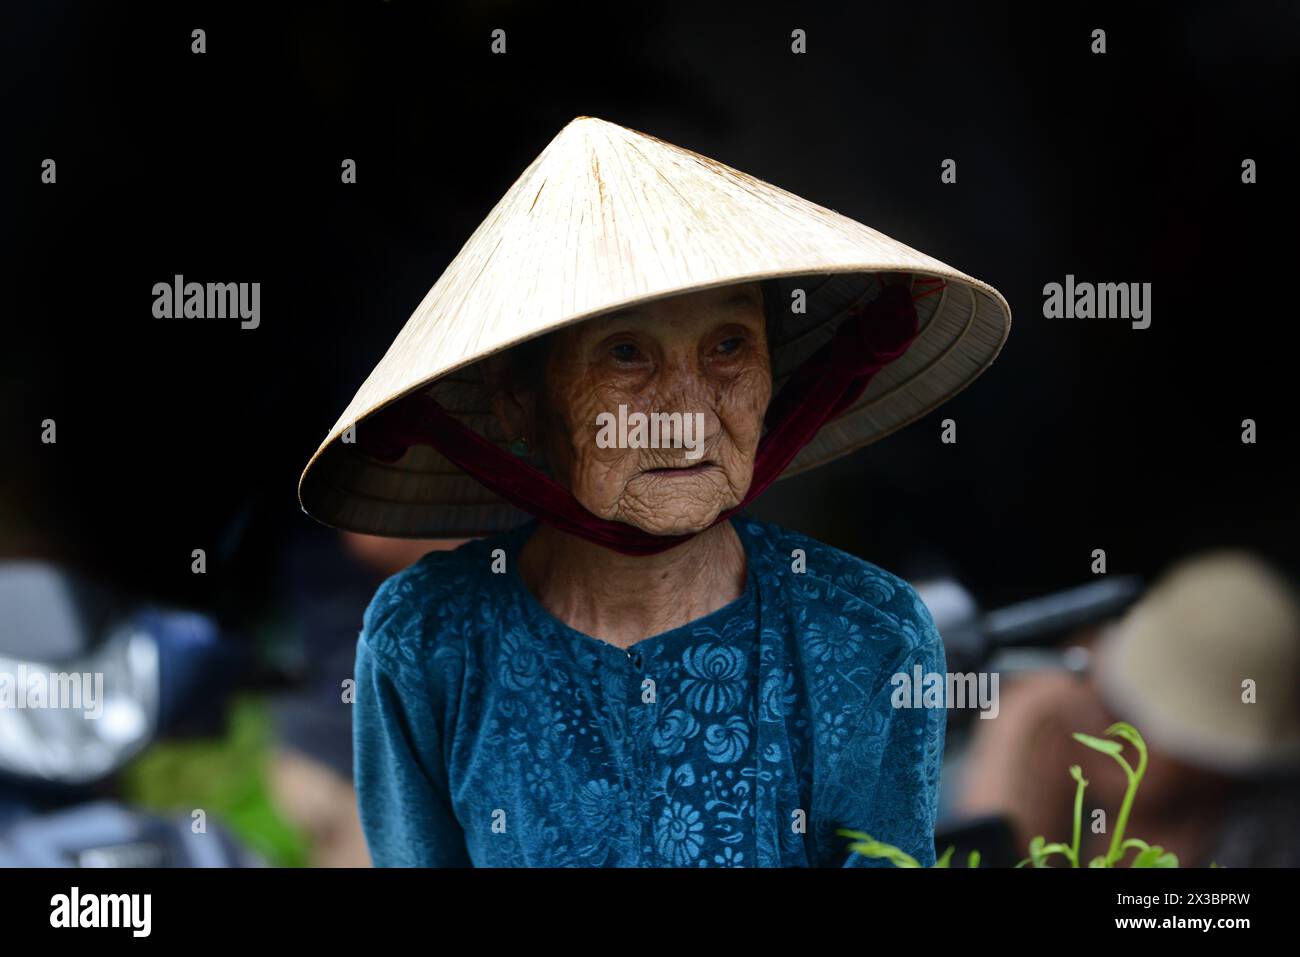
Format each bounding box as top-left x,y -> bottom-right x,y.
624,644 -> 650,862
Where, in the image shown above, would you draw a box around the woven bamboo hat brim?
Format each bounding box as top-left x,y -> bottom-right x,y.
299,115 -> 1012,538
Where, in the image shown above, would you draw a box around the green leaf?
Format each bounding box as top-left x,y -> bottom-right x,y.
1130,846 -> 1162,868
935,845 -> 955,868
1024,835 -> 1073,868
1034,842 -> 1076,867
1088,855 -> 1109,868
1105,722 -> 1146,754
847,839 -> 920,868
1129,844 -> 1177,868
1027,835 -> 1047,867
1072,732 -> 1123,756
967,850 -> 981,868
842,829 -> 921,868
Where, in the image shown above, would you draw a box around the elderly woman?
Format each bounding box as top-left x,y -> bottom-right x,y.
298,116 -> 1011,867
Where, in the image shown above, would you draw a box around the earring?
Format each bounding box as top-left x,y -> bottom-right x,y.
508,436 -> 530,457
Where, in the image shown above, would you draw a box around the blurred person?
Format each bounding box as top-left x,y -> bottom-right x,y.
340,531 -> 471,579
297,117 -> 1014,866
266,524 -> 466,867
956,550 -> 1300,867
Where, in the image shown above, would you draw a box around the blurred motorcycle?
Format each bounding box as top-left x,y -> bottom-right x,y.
0,560 -> 260,866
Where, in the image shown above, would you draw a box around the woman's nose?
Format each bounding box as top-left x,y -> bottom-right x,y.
652,361 -> 722,445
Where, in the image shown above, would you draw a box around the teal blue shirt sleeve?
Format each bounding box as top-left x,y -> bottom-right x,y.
352,579 -> 471,867
813,583 -> 947,868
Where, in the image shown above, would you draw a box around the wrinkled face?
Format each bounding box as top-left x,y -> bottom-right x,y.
508,283 -> 772,536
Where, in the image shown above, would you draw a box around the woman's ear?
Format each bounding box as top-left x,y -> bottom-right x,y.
482,354 -> 535,444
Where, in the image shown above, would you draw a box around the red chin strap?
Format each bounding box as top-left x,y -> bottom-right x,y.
359,277 -> 943,555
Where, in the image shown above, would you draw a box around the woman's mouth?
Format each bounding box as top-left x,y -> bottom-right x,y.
641,461 -> 718,477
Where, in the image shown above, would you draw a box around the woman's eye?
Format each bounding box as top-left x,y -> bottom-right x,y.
716,336 -> 744,356
610,343 -> 641,362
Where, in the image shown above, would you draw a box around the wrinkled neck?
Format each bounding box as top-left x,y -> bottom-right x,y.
518,519 -> 747,647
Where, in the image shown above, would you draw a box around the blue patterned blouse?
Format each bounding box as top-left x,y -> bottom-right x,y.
352,514 -> 946,867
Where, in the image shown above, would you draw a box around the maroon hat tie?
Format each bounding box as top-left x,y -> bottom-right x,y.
359,277 -> 941,555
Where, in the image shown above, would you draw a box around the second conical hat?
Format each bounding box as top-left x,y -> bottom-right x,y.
299,115 -> 1012,537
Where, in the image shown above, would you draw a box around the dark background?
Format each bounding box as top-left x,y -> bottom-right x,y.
4,0 -> 1297,623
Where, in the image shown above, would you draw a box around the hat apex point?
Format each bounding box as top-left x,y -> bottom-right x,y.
564,114 -> 614,132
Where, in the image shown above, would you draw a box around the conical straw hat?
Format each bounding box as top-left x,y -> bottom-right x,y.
299,115 -> 1012,538
1094,550 -> 1300,774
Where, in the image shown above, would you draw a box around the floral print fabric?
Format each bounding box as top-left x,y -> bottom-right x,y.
352,515 -> 946,867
